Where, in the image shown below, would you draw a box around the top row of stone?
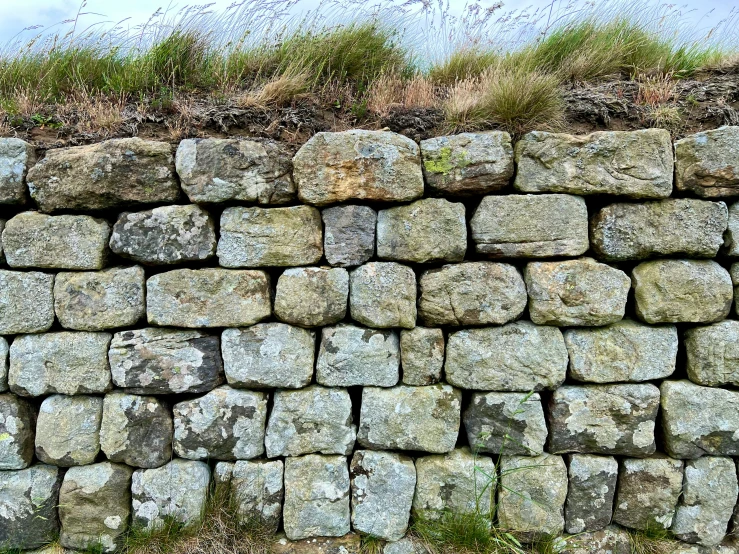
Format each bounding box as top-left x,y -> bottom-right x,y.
1,126 -> 738,212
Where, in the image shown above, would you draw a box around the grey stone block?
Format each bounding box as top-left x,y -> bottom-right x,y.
0,270 -> 54,334
0,393 -> 35,470
322,205 -> 376,267
400,327 -> 444,386
565,454 -> 618,534
350,262 -> 416,329
274,267 -> 349,327
0,138 -> 35,204
35,395 -> 103,467
675,126 -> 739,197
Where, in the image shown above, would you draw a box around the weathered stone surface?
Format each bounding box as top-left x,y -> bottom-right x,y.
131,459 -> 210,530
36,395 -> 103,467
548,384 -> 659,456
0,337 -> 8,392
463,392 -> 547,455
283,454 -> 351,540
445,322 -> 568,391
176,138 -> 295,204
110,205 -> 216,265
174,386 -> 267,461
675,126 -> 739,197
514,129 -> 673,198
110,327 -> 223,394
0,138 -> 35,204
0,270 -> 54,334
0,394 -> 35,470
612,456 -> 684,530
661,380 -> 739,458
358,385 -> 461,453
146,268 -> 271,327
725,201 -> 739,255
322,205 -> 376,267
471,194 -> 589,257
222,323 -> 315,389
525,258 -> 631,326
672,457 -> 738,546
54,266 -> 145,331
350,262 -> 417,329
294,130 -> 424,206
274,267 -> 348,327
59,462 -> 133,553
591,199 -> 728,261
0,464 -> 61,550
100,392 -> 173,468
218,206 -> 323,267
633,260 -> 733,324
377,199 -> 467,263
27,138 -> 179,212
383,538 -> 429,554
498,453 -> 568,539
9,331 -> 111,396
273,534 -> 361,554
565,320 -> 678,383
565,454 -> 618,534
555,526 -> 631,554
685,321 -> 739,387
265,386 -> 356,457
418,262 -> 527,326
350,450 -> 416,541
400,327 -> 444,386
228,459 -> 284,532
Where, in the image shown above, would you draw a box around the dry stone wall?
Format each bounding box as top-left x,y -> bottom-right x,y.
1,127 -> 739,552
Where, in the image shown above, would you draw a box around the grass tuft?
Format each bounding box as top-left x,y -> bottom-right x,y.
627,525 -> 679,554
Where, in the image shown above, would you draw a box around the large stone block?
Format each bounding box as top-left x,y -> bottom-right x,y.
146,268 -> 271,327
685,321 -> 739,387
9,331 -> 111,396
0,270 -> 54,334
445,322 -> 568,391
0,138 -> 35,204
555,526 -> 631,554
525,258 -> 631,326
273,534 -> 362,554
514,129 -> 673,198
400,327 -> 444,386
418,262 -> 527,326
294,130 -> 424,206
27,138 -> 179,212
358,385 -> 461,453
565,454 -> 618,534
35,395 -> 103,467
0,394 -> 35,470
350,262 -> 416,329
218,206 -> 322,267
322,205 -> 376,267
274,267 -> 348,327
224,459 -> 284,532
632,260 -> 733,324
675,126 -> 739,197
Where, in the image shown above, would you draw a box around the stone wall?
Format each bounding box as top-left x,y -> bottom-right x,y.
1,126 -> 739,553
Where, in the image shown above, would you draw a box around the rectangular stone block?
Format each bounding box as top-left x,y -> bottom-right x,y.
228,459 -> 284,532
35,395 -> 103,467
565,454 -> 618,534
349,262 -> 416,329
0,270 -> 54,334
322,205 -> 376,267
685,320 -> 739,387
274,267 -> 348,327
400,327 -> 444,386
0,337 -> 9,392
0,138 -> 35,204
0,394 -> 35,470
675,126 -> 739,197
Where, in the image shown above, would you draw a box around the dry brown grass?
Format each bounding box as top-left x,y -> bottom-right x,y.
366,73 -> 438,116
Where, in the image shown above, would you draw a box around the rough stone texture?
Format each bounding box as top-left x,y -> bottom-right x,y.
377,199 -> 467,263
612,456 -> 684,530
110,205 -> 216,265
273,534 -> 361,554
0,138 -> 35,204
176,138 -> 295,204
445,322 -> 568,391
675,126 -> 739,197
358,385 -> 461,453
146,268 -> 271,328
54,266 -> 145,331
294,130 -> 424,206
399,327 -> 444,386
685,321 -> 739,387
109,327 -> 223,394
218,206 -> 323,267
384,538 -> 429,554
661,380 -> 739,458
59,462 -> 133,553
3,212 -> 110,269
222,323 -> 315,389
0,464 -> 61,550
420,131 -> 514,195
100,393 -> 173,469
173,386 -> 267,461
555,526 -> 631,554
514,129 -> 673,198
548,384 -> 659,456
9,331 -> 112,396
672,457 -> 738,546
418,262 -> 527,326
591,199 -> 728,261
470,194 -> 589,257
274,267 -> 349,327
564,320 -> 678,383
35,395 -> 103,467
283,454 -> 351,540
463,392 -> 548,455
525,258 -> 631,326
228,459 -> 284,532
632,260 -> 733,324
322,205 -> 376,267
131,459 -> 210,530
498,453 -> 568,540
316,325 -> 400,387
565,454 -> 618,534
349,262 -> 417,329
0,337 -> 8,392
724,201 -> 739,255
0,393 -> 35,470
413,448 -> 496,519
0,270 -> 54,334
265,386 -> 356,458
27,138 -> 179,212
350,450 -> 416,541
